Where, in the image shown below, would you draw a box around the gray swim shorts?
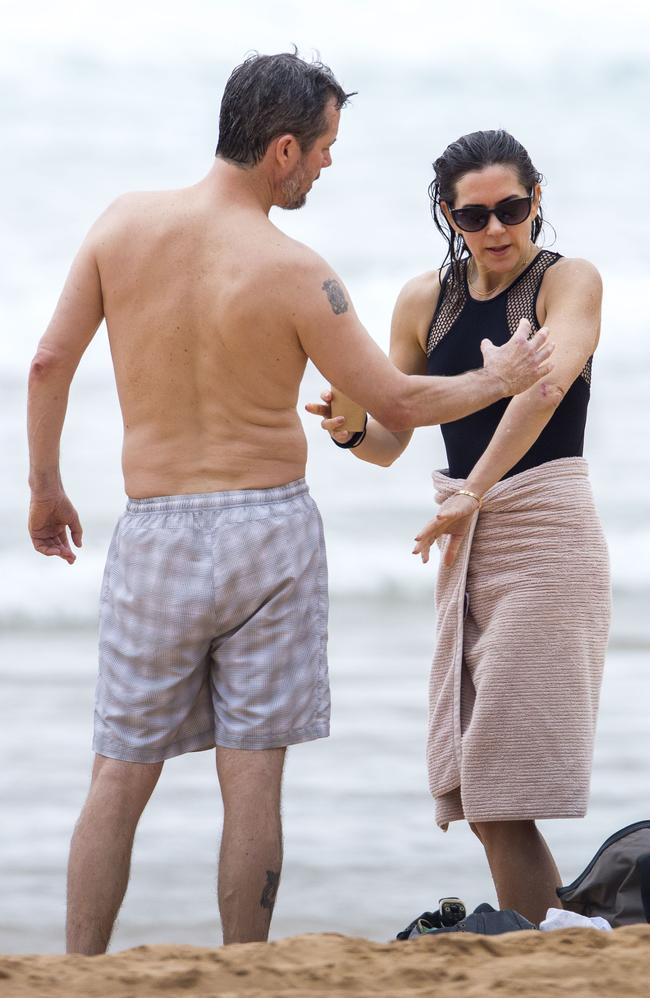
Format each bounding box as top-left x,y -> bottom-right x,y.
94,479 -> 329,762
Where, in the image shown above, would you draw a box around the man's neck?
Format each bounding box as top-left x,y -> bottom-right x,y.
201,158 -> 275,215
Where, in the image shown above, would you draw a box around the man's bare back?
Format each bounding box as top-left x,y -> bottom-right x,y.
97,185 -> 315,497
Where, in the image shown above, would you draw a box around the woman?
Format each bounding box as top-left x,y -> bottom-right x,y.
306,130 -> 610,925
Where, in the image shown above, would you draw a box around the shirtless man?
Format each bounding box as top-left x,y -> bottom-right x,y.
27,52 -> 553,953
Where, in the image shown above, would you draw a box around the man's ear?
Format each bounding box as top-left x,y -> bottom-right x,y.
274,134 -> 301,171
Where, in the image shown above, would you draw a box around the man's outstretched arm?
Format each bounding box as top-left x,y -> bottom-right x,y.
28,235 -> 104,562
293,261 -> 553,432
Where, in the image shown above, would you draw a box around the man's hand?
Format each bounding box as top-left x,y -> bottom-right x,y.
481,318 -> 554,397
28,492 -> 83,564
412,492 -> 478,567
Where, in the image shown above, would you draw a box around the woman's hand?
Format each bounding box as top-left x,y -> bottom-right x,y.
304,389 -> 354,445
412,492 -> 479,567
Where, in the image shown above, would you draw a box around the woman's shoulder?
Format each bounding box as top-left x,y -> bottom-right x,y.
394,268 -> 443,321
392,269 -> 445,354
538,255 -> 603,314
541,255 -> 602,295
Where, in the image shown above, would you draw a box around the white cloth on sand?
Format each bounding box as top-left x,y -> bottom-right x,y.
539,908 -> 612,932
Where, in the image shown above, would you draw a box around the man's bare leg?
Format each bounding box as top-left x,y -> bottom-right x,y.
470,820 -> 562,925
66,754 -> 163,954
216,746 -> 285,944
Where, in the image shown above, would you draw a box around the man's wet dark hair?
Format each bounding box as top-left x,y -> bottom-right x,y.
428,130 -> 547,287
216,52 -> 355,167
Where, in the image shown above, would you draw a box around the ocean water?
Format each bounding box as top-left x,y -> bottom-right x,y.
1,0 -> 649,953
1,612 -> 648,950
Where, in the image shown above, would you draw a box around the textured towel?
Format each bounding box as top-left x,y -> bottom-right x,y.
427,458 -> 610,829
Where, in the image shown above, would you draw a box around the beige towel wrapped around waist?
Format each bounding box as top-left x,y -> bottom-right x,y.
427,458 -> 610,830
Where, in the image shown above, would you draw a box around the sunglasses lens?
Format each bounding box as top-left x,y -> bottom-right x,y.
495,198 -> 531,226
452,208 -> 489,232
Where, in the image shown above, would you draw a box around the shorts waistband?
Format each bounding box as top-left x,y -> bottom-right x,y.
126,478 -> 309,513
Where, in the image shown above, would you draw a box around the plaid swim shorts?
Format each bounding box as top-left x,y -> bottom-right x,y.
93,479 -> 329,762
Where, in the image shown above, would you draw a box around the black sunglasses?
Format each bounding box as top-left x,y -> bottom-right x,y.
450,195 -> 533,233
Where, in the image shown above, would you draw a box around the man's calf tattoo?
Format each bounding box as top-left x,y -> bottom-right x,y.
260,869 -> 280,911
322,279 -> 349,315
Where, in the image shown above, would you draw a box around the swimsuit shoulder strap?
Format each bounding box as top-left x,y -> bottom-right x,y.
505,249 -> 562,336
426,260 -> 469,357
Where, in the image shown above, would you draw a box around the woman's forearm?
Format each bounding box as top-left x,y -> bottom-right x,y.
347,418 -> 413,467
464,384 -> 563,496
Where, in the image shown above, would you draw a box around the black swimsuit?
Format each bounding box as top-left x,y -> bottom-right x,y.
426,250 -> 592,480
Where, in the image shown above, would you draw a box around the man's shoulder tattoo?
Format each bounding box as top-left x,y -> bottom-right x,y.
322,278 -> 349,315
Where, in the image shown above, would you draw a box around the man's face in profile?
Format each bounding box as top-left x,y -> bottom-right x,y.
280,100 -> 340,210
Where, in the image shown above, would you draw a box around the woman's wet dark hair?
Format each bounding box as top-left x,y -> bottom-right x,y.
216,51 -> 355,167
428,130 -> 546,287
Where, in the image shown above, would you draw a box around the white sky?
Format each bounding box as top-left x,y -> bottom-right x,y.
2,0 -> 649,68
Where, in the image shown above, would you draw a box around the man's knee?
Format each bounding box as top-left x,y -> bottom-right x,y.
216,746 -> 285,810
92,754 -> 162,780
89,755 -> 163,806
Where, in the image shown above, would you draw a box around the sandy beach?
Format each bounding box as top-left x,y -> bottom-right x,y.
0,927 -> 648,997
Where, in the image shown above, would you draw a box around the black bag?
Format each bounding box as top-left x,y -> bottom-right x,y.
557,820 -> 650,927
449,905 -> 536,935
397,903 -> 535,939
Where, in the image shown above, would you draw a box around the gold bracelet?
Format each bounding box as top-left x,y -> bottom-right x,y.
455,488 -> 483,510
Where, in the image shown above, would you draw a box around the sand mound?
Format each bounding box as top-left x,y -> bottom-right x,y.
0,926 -> 648,997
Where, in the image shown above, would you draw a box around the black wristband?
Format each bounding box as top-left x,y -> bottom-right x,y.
331,415 -> 368,449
